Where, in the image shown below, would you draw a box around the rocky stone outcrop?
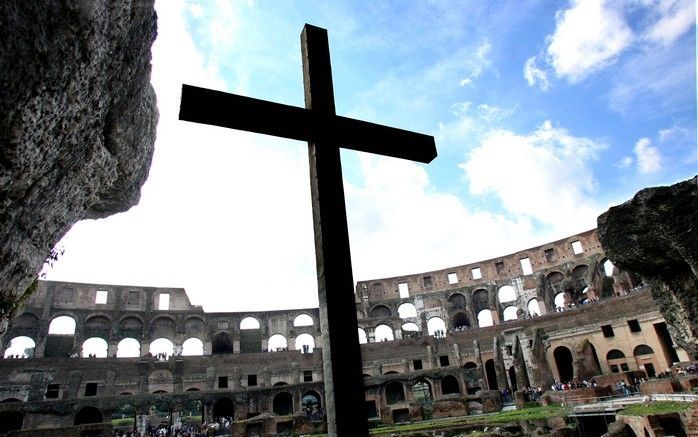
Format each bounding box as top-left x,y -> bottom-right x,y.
0,1 -> 158,326
597,176 -> 697,358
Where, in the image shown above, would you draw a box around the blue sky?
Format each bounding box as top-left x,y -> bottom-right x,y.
46,0 -> 696,311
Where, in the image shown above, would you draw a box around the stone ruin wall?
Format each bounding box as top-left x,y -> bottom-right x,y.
0,229 -> 689,431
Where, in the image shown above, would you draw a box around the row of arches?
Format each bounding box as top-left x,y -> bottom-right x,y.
551,343 -> 659,383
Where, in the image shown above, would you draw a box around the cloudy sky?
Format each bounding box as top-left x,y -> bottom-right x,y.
45,0 -> 696,312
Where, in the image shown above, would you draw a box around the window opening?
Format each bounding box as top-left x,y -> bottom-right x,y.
447,272 -> 458,284
398,282 -> 409,298
471,268 -> 482,280
95,290 -> 108,304
520,258 -> 533,275
158,293 -> 170,310
571,240 -> 583,254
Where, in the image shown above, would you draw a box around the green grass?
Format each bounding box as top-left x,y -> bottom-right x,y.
367,404 -> 569,435
111,418 -> 135,427
619,401 -> 693,417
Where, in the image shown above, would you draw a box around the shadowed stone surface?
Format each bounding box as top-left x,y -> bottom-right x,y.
597,176 -> 697,358
0,0 -> 158,325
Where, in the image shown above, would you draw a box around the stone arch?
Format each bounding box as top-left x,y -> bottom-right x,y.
472,289 -> 489,312
239,317 -> 261,353
633,344 -> 654,356
401,322 -> 420,334
273,381 -> 289,386
553,346 -> 574,382
295,333 -> 315,352
48,315 -> 76,335
477,309 -> 493,327
84,315 -> 111,339
634,344 -> 656,377
181,338 -> 204,356
498,285 -> 516,303
452,312 -> 470,330
427,317 -> 446,336
448,293 -> 466,309
412,379 -> 433,402
149,316 -> 175,341
116,338 -> 141,358
184,316 -> 205,337
527,299 -> 540,316
268,334 -> 288,351
441,375 -> 460,395
607,349 -> 625,360
374,324 -> 394,342
384,370 -> 399,375
385,381 -> 405,404
3,336 -> 35,358
9,313 -> 39,338
293,313 -> 314,327
358,328 -> 367,344
81,337 -> 108,357
370,305 -> 391,318
554,292 -> 566,309
149,338 -> 174,357
602,259 -> 615,277
212,332 -> 234,355
74,406 -> 102,425
118,316 -> 143,339
212,397 -> 234,419
272,392 -> 293,415
397,303 -> 417,319
503,305 -> 518,321
302,390 -> 322,409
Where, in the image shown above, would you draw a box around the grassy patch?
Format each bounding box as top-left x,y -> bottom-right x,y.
368,404 -> 569,435
619,401 -> 693,417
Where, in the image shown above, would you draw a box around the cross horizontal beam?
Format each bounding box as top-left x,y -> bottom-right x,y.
179,84 -> 437,164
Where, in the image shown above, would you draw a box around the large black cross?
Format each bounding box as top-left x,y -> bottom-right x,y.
179,24 -> 436,436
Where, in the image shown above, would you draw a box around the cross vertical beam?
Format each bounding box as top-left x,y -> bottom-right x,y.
302,25 -> 368,436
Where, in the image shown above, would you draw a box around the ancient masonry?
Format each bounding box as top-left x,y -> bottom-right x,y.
0,229 -> 690,435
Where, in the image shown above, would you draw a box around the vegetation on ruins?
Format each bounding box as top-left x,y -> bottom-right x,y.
618,401 -> 693,416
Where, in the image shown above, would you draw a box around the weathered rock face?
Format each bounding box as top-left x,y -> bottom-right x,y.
0,1 -> 158,324
597,176 -> 697,358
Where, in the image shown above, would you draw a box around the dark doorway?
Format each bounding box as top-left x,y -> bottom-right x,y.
485,359 -> 498,390
392,408 -> 409,423
365,400 -> 378,418
658,416 -> 686,437
272,392 -> 293,415
212,397 -> 234,419
385,381 -> 405,404
644,363 -> 656,378
553,346 -> 574,383
508,366 -> 518,392
74,406 -> 103,425
654,322 -> 680,363
0,412 -> 23,433
452,312 -> 470,329
212,332 -> 234,354
44,335 -> 75,358
441,375 -> 460,395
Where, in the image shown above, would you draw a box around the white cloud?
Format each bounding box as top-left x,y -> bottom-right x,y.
546,0 -> 634,82
643,0 -> 695,46
477,103 -> 515,122
523,56 -> 550,91
459,40 -> 491,86
633,137 -> 662,174
459,121 -> 605,232
618,156 -> 634,168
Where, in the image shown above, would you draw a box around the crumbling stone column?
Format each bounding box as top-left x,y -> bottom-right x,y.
513,336 -> 530,389
493,336 -> 509,392
473,339 -> 487,390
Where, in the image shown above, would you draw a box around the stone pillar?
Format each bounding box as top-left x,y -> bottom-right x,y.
473,340 -> 487,390
426,345 -> 435,368
493,337 -> 510,392
513,336 -> 530,389
108,340 -> 119,357
453,343 -> 461,363
291,362 -> 301,384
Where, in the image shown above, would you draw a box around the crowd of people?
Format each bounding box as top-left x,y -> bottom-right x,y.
522,386 -> 544,402
113,416 -> 233,437
303,404 -> 325,421
550,379 -> 598,391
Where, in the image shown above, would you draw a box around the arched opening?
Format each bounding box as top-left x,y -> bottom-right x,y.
293,313 -> 314,327
412,379 -> 433,402
633,344 -> 654,356
384,370 -> 399,375
472,289 -> 489,312
45,316 -> 76,358
74,406 -> 102,425
527,299 -> 540,316
401,322 -> 420,337
119,317 -> 143,340
268,334 -> 288,352
498,285 -> 516,303
374,325 -> 394,342
358,328 -> 367,344
370,305 -> 391,318
212,397 -> 234,420
181,338 -> 204,356
295,333 -> 315,353
427,317 -> 446,337
553,346 -> 574,382
84,316 -> 111,339
385,381 -> 405,404
0,411 -> 24,434
606,349 -> 628,374
503,306 -> 518,321
182,399 -> 203,427
3,336 -> 35,358
477,310 -> 493,328
397,303 -> 417,319
142,401 -> 171,431
448,293 -> 466,309
273,381 -> 289,386
485,359 -> 498,390
634,344 -> 656,377
302,390 -> 323,421
272,392 -> 293,416
212,332 -> 235,355
554,292 -> 566,310
149,338 -> 174,358
81,337 -> 108,358
508,366 -> 518,392
239,317 -> 261,353
116,338 -> 140,358
149,317 -> 176,342
463,362 -> 480,394
603,259 -> 615,277
452,312 -> 470,330
184,317 -> 205,338
112,404 -> 136,432
441,375 -> 460,395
